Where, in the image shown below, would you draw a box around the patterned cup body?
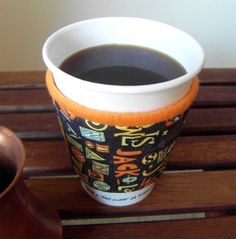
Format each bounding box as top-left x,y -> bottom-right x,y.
54,102 -> 187,206
46,72 -> 199,206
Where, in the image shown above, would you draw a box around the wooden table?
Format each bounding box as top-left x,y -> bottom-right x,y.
0,69 -> 236,238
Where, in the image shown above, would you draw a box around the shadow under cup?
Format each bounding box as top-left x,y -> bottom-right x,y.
43,17 -> 204,206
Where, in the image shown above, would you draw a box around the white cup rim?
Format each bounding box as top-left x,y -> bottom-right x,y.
42,17 -> 205,95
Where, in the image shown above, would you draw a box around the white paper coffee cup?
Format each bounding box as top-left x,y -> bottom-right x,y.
43,17 -> 204,206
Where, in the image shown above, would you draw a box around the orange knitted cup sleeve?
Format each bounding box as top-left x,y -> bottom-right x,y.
46,70 -> 199,126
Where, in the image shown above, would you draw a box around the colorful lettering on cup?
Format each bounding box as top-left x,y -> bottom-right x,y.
122,175 -> 138,184
143,156 -> 168,177
162,130 -> 168,136
85,140 -> 95,149
114,126 -> 144,137
113,148 -> 141,181
88,169 -> 104,181
141,152 -> 158,165
118,184 -> 138,192
86,141 -> 109,153
85,120 -> 108,131
85,147 -> 106,161
70,146 -> 85,163
130,136 -> 156,147
66,134 -> 84,152
96,144 -> 109,153
79,126 -> 106,142
93,181 -> 110,191
114,126 -> 159,147
56,101 -> 183,193
115,149 -> 142,156
92,161 -> 109,175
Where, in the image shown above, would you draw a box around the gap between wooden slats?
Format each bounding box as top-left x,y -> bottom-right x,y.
61,212 -> 205,226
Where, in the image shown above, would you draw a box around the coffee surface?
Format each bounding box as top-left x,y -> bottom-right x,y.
60,44 -> 186,86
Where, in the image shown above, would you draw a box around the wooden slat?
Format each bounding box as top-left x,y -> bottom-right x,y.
0,88 -> 51,105
199,68 -> 236,85
195,86 -> 236,107
23,140 -> 73,176
0,112 -> 60,132
25,170 -> 236,218
184,108 -> 236,134
22,135 -> 236,177
1,108 -> 235,136
63,216 -> 236,239
0,85 -> 235,109
0,71 -> 45,86
169,135 -> 236,170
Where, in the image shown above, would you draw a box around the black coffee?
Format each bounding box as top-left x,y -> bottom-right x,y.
60,44 -> 186,86
0,164 -> 16,193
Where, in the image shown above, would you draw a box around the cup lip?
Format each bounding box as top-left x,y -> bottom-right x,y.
0,127 -> 26,199
42,17 -> 205,94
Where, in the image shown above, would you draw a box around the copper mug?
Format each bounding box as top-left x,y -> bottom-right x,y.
0,126 -> 62,239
